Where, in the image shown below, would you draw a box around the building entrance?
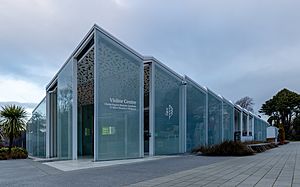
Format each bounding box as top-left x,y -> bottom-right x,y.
144,64 -> 151,155
144,109 -> 150,154
78,105 -> 94,157
76,44 -> 95,158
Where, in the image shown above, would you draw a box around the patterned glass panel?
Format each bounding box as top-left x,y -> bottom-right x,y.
154,65 -> 181,155
95,30 -> 142,160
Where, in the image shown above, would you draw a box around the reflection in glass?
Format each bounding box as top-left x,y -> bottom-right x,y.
207,92 -> 222,145
26,98 -> 46,158
223,102 -> 234,141
57,60 -> 73,159
186,80 -> 206,151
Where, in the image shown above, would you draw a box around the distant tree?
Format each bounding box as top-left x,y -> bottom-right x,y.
292,115 -> 300,140
293,115 -> 300,127
0,105 -> 27,153
235,96 -> 254,112
260,88 -> 300,137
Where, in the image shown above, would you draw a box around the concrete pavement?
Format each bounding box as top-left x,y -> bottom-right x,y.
128,142 -> 299,187
0,142 -> 299,186
0,153 -> 229,186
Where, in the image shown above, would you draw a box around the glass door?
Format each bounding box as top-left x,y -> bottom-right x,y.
78,104 -> 94,157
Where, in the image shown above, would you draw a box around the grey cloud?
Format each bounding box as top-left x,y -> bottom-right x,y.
1,0 -> 300,112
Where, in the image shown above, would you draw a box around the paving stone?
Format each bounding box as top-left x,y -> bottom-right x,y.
124,142 -> 300,187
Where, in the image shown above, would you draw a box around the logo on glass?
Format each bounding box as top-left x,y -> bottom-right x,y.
165,105 -> 173,119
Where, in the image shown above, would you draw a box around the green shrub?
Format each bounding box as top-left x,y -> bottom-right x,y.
0,147 -> 28,160
192,141 -> 255,156
0,147 -> 9,160
11,147 -> 28,159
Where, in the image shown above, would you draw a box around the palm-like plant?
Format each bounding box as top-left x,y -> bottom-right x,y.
0,128 -> 4,145
0,105 -> 27,153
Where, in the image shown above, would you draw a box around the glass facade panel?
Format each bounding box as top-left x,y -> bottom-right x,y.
262,122 -> 267,141
26,98 -> 46,158
254,117 -> 264,141
95,30 -> 142,160
223,102 -> 234,141
26,118 -> 34,156
249,115 -> 253,136
154,65 -> 181,154
186,80 -> 207,151
242,112 -> 248,136
234,109 -> 241,138
57,60 -> 73,159
259,120 -> 263,141
254,117 -> 258,140
207,92 -> 222,145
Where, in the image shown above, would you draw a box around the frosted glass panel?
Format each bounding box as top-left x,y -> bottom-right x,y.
57,60 -> 73,159
223,102 -> 234,141
26,98 -> 46,158
154,65 -> 181,155
95,30 -> 142,160
186,81 -> 206,151
207,92 -> 222,145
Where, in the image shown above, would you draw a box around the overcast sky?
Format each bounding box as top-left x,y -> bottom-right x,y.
0,0 -> 300,115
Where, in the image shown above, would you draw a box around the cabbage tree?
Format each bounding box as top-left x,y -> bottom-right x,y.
0,105 -> 27,153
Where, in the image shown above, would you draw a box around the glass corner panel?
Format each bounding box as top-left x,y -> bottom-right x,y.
57,60 -> 73,159
26,98 -> 46,158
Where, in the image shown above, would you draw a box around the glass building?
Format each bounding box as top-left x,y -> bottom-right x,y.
185,76 -> 207,151
26,25 -> 268,160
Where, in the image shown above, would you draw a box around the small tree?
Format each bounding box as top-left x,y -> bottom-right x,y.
235,96 -> 254,112
0,105 -> 27,153
260,88 -> 300,138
